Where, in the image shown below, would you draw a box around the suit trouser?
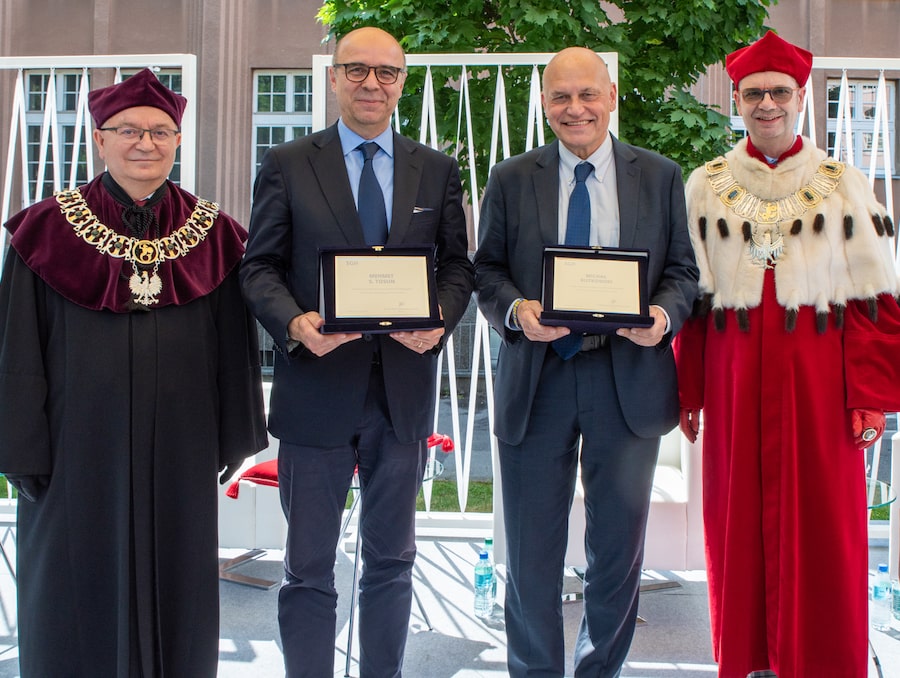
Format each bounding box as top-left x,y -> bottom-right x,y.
276,364 -> 427,678
499,347 -> 660,678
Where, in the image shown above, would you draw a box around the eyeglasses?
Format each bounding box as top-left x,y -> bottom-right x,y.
738,87 -> 798,104
334,63 -> 406,85
99,127 -> 180,143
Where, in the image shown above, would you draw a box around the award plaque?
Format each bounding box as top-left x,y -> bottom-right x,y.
539,246 -> 654,333
319,246 -> 443,334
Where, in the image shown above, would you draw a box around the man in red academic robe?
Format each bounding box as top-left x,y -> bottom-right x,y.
675,31 -> 900,678
0,68 -> 268,677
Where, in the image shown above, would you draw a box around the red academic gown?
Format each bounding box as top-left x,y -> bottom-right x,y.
0,175 -> 268,677
675,138 -> 900,678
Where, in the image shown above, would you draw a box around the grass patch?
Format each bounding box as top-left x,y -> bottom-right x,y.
0,477 -> 14,500
345,479 -> 493,513
417,480 -> 493,512
871,505 -> 890,521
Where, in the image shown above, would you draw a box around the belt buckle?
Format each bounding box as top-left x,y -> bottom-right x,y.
579,334 -> 607,352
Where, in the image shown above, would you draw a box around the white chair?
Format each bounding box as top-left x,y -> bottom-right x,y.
566,426 -> 705,572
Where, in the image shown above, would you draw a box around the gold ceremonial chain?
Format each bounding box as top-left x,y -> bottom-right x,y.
705,157 -> 844,268
56,189 -> 220,306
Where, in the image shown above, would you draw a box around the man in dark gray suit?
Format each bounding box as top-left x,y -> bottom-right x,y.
474,47 -> 698,677
240,26 -> 473,678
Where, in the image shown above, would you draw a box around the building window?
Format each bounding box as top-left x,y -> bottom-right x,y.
252,70 -> 313,176
251,70 -> 314,371
827,79 -> 896,177
25,71 -> 88,199
728,96 -> 750,146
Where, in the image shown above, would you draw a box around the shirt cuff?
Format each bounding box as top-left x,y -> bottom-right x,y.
505,298 -> 525,330
651,304 -> 671,334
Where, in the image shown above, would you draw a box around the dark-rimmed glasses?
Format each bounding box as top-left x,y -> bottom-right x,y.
99,127 -> 180,143
738,87 -> 798,104
334,63 -> 406,85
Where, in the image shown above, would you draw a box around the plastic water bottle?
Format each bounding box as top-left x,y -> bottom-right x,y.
474,551 -> 494,618
871,563 -> 892,631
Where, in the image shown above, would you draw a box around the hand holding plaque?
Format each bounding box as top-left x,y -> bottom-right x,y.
539,246 -> 654,334
318,246 -> 443,334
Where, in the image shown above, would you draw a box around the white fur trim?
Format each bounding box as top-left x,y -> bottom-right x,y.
685,137 -> 899,311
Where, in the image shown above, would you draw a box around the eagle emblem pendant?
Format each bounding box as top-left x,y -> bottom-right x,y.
749,228 -> 784,269
129,269 -> 163,306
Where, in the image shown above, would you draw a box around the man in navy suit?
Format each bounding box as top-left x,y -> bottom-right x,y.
240,26 -> 473,678
474,47 -> 698,677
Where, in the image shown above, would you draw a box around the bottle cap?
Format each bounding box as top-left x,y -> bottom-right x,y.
479,551 -> 488,560
879,563 -> 889,572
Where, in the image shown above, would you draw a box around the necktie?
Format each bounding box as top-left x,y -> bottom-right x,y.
564,161 -> 594,246
553,161 -> 595,359
357,142 -> 389,246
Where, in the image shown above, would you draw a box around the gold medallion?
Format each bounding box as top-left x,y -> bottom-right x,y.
56,190 -> 219,306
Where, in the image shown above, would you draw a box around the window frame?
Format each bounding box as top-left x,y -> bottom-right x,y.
252,70 -> 314,181
24,70 -> 89,198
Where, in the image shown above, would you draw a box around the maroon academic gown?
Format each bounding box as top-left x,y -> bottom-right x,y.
675,139 -> 900,678
0,175 -> 268,677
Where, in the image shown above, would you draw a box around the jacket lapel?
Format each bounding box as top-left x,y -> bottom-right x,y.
612,137 -> 640,249
388,133 -> 421,244
311,125 -> 365,246
534,142 -> 560,246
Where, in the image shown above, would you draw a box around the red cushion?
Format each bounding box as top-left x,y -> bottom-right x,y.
225,459 -> 278,499
225,433 -> 454,499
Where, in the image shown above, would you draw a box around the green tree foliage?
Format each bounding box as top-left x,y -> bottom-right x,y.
318,0 -> 774,182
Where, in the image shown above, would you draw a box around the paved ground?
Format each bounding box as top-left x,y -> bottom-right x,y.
0,402 -> 896,676
0,537 -> 896,676
434,390 -> 494,483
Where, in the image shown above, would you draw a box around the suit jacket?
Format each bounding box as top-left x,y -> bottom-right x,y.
240,124 -> 474,447
474,137 -> 698,445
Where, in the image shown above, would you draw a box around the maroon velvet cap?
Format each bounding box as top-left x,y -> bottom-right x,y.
726,30 -> 813,88
88,68 -> 187,128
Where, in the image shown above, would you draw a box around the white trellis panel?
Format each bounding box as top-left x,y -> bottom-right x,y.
803,56 -> 899,265
312,53 -> 618,520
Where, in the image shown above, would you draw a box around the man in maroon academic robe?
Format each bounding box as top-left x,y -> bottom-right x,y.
675,31 -> 900,678
0,68 -> 267,677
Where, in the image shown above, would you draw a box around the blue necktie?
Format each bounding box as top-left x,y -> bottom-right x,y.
357,142 -> 388,245
553,161 -> 595,359
564,161 -> 594,246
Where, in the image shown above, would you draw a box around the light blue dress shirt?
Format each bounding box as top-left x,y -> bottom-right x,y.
337,119 -> 395,230
557,134 -> 618,248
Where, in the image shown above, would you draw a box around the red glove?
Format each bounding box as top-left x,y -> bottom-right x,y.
852,408 -> 885,449
679,408 -> 701,444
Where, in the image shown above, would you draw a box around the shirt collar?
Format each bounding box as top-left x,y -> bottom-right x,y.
337,119 -> 395,158
558,134 -> 613,182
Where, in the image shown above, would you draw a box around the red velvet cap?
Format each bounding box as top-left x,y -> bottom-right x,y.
88,68 -> 187,128
725,31 -> 813,88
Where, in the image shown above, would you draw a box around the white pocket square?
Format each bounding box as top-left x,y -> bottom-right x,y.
413,206 -> 434,213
